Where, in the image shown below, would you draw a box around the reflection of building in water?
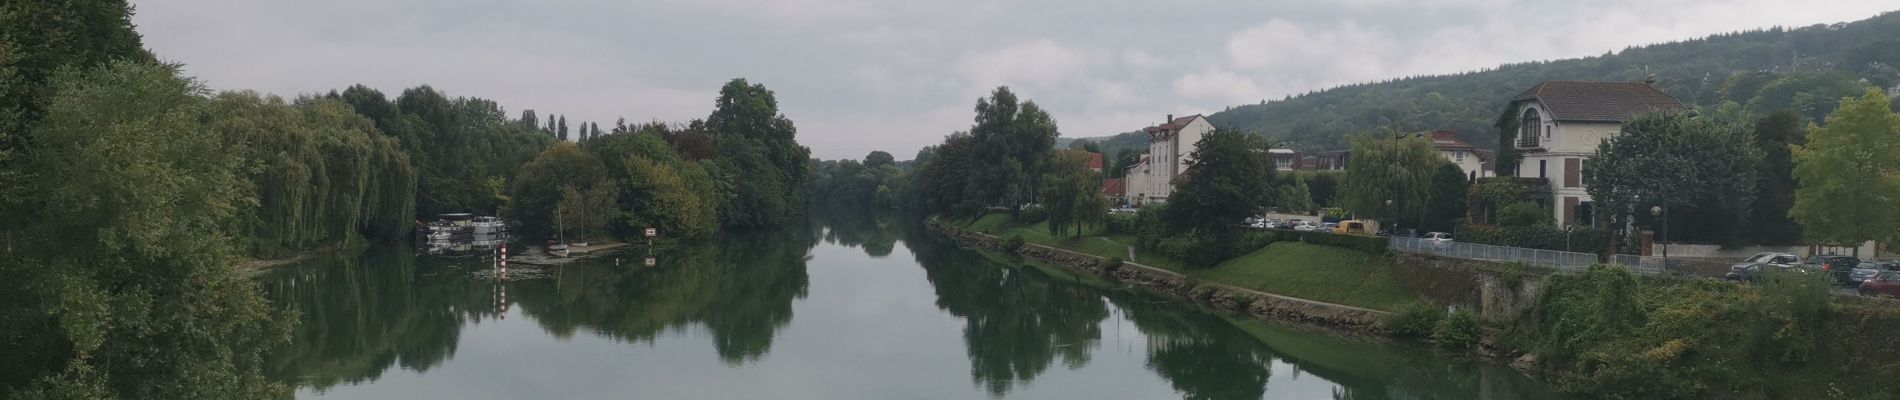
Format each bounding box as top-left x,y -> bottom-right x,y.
419,213 -> 511,256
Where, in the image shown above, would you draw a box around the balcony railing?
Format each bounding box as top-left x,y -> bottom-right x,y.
1516,132 -> 1541,149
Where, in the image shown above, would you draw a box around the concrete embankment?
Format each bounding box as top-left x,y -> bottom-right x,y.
928,218 -> 1392,334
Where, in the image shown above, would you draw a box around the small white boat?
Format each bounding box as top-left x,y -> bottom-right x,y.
547,243 -> 569,251
570,242 -> 589,247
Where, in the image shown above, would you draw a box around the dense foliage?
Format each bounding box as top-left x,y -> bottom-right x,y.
706,79 -> 813,229
1746,110 -> 1807,245
211,93 -> 417,258
1524,266 -> 1897,399
1584,112 -> 1761,246
1154,130 -> 1275,266
1340,134 -> 1442,229
1039,150 -> 1107,237
809,152 -> 904,208
1078,12 -> 1900,156
1792,90 -> 1900,246
331,85 -> 556,218
0,61 -> 291,399
912,87 -> 1063,218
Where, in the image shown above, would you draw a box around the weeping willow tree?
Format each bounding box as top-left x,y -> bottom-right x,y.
208,92 -> 417,258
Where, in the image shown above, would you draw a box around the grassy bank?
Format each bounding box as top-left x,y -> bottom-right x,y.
949,213 -> 1420,312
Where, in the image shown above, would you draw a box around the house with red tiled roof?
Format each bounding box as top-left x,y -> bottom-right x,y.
1102,178 -> 1125,204
1504,79 -> 1687,225
1087,152 -> 1104,173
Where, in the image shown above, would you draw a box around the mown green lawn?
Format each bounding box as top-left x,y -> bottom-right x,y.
1189,242 -> 1418,312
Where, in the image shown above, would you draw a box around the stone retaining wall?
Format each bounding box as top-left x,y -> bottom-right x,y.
929,218 -> 1391,334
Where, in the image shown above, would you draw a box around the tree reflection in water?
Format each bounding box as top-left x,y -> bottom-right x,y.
263,212 -> 1560,399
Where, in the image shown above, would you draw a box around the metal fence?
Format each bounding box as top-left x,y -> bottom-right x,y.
1388,237 -> 1598,273
1388,237 -> 1736,277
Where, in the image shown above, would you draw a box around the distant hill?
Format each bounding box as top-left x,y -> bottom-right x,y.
1078,10 -> 1900,157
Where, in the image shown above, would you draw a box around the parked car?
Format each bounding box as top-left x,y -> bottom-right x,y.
1859,271 -> 1900,298
1805,255 -> 1861,285
1852,260 -> 1900,286
1424,232 -> 1454,245
1320,222 -> 1340,232
1335,220 -> 1370,235
1729,252 -> 1801,275
1291,220 -> 1317,231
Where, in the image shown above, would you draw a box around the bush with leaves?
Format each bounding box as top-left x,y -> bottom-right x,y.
1433,308 -> 1482,348
1002,234 -> 1026,252
1386,303 -> 1445,337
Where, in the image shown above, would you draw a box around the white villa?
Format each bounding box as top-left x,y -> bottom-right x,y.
1504,80 -> 1686,225
1123,114 -> 1214,205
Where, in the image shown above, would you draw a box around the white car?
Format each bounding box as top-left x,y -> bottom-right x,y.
1424,232 -> 1454,245
1292,221 -> 1317,231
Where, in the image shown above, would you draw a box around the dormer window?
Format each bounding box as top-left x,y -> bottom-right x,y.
1518,108 -> 1542,148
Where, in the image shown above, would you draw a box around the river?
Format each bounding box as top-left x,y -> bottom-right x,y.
259,212 -> 1560,399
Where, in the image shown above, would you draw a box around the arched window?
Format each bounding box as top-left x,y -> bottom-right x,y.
1518,108 -> 1542,148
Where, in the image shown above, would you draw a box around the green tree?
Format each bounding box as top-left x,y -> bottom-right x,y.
519,109 -> 538,129
584,132 -> 719,240
864,150 -> 895,169
1748,110 -> 1806,245
1161,129 -> 1275,266
1585,112 -> 1760,245
507,142 -> 609,240
557,115 -> 569,141
1340,133 -> 1438,229
0,61 -> 291,399
707,78 -> 812,229
969,86 -> 1059,215
1426,163 -> 1469,232
554,182 -> 615,241
1275,175 -> 1314,214
1792,90 -> 1900,247
1040,150 -> 1107,238
209,92 -> 416,257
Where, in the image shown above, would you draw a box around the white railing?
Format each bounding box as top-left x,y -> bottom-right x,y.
1388,237 -> 1737,277
1389,237 -> 1598,273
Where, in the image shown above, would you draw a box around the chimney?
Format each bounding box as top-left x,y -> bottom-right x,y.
1643,74 -> 1657,86
1166,114 -> 1173,124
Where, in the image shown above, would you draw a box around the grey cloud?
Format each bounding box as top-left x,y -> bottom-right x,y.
133,0 -> 1896,159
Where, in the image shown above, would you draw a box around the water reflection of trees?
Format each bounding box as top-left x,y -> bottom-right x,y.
262,247 -> 503,392
901,226 -> 1109,396
513,226 -> 816,365
1105,293 -> 1275,400
817,210 -> 898,258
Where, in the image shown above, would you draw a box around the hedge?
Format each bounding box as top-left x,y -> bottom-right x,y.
1458,223 -> 1611,254
1251,229 -> 1388,254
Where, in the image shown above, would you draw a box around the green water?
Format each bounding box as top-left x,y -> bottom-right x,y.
260,213 -> 1559,399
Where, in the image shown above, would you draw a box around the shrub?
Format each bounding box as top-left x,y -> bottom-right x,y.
1104,256 -> 1124,273
1433,308 -> 1482,348
1002,234 -> 1026,252
1103,213 -> 1140,234
1018,207 -> 1049,224
1497,202 -> 1549,227
1386,302 -> 1444,337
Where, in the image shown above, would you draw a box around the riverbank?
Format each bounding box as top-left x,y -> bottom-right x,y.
928,216 -> 1395,334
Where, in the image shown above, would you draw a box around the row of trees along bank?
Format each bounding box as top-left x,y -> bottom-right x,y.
0,2 -> 814,397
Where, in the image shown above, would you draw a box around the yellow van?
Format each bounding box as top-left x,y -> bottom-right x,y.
1335,220 -> 1372,235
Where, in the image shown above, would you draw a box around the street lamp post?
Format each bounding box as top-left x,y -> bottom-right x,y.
1650,205 -> 1667,263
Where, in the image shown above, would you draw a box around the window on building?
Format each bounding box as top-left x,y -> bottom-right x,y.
1539,160 -> 1547,178
1563,158 -> 1580,188
1454,151 -> 1465,162
1519,108 -> 1541,148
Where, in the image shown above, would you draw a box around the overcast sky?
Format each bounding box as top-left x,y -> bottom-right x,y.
133,0 -> 1897,160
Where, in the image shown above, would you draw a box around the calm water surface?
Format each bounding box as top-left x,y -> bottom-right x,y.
261,213 -> 1558,399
